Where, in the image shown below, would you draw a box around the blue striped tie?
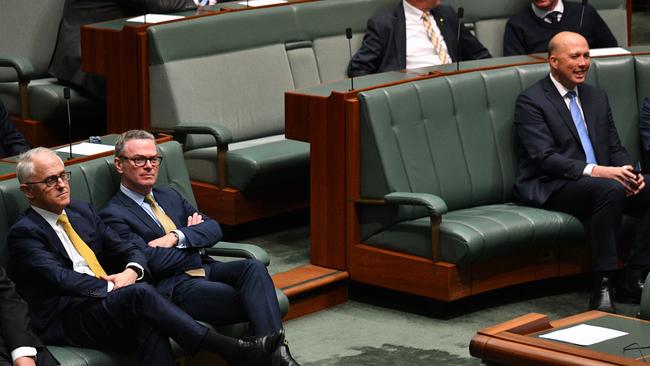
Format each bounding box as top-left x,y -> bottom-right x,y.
566,91 -> 597,164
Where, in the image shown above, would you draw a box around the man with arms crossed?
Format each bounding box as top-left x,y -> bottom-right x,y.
8,148 -> 280,366
100,130 -> 300,366
514,32 -> 650,313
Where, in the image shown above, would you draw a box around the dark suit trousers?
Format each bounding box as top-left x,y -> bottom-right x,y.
40,283 -> 207,366
171,259 -> 282,336
544,175 -> 650,271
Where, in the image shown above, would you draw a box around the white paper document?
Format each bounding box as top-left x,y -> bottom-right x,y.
55,142 -> 114,156
590,47 -> 631,57
126,14 -> 185,24
539,324 -> 628,346
237,0 -> 287,7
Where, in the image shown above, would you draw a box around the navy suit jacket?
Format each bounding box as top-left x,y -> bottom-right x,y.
514,76 -> 631,206
348,3 -> 491,77
640,96 -> 650,155
8,200 -> 148,334
99,187 -> 223,298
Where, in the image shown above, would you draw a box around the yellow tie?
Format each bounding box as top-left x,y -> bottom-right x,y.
57,214 -> 108,278
144,194 -> 177,233
421,12 -> 451,65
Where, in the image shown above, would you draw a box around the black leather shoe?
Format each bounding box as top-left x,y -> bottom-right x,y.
271,329 -> 301,366
617,267 -> 647,304
589,273 -> 616,313
231,332 -> 283,366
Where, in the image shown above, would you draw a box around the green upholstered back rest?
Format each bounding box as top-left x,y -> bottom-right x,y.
0,141 -> 195,268
0,0 -> 64,81
147,0 -> 398,146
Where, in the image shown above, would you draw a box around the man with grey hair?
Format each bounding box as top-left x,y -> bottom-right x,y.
101,130 -> 300,366
9,147 -> 280,366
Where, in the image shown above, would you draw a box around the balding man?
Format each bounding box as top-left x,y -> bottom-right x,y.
348,0 -> 490,77
514,32 -> 650,313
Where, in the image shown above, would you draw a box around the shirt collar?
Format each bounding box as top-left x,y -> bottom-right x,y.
120,183 -> 150,206
32,205 -> 66,227
532,0 -> 564,19
549,72 -> 578,98
403,0 -> 428,19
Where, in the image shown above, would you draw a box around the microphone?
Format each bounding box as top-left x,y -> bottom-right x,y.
579,0 -> 587,30
346,27 -> 354,91
456,7 -> 464,72
63,87 -> 73,160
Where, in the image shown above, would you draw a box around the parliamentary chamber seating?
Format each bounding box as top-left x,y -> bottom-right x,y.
349,53 -> 650,302
0,0 -> 104,147
0,141 -> 289,366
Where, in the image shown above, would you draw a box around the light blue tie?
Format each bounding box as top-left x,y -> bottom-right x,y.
566,91 -> 597,164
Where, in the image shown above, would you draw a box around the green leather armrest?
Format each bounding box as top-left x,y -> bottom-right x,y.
174,122 -> 234,148
204,241 -> 271,266
384,192 -> 448,216
0,56 -> 35,82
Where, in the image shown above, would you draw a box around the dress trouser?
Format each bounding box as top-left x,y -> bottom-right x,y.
172,259 -> 283,336
543,175 -> 650,272
41,283 -> 208,366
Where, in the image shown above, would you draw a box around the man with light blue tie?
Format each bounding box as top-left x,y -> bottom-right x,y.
513,32 -> 650,314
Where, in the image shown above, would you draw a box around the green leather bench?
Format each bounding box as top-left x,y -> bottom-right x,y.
351,53 -> 650,301
0,141 -> 289,365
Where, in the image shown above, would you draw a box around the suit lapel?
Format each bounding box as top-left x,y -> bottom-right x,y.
117,191 -> 165,236
26,208 -> 71,262
542,76 -> 581,144
151,188 -> 179,228
394,4 -> 407,70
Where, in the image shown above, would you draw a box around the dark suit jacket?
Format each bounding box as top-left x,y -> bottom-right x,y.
8,200 -> 148,334
0,100 -> 29,159
514,76 -> 631,206
49,0 -> 196,98
640,96 -> 650,157
348,3 -> 491,77
99,187 -> 223,298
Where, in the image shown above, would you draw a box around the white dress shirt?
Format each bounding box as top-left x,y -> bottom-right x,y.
403,0 -> 450,69
532,0 -> 565,23
549,72 -> 595,176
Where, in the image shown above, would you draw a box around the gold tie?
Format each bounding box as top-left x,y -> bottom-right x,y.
421,12 -> 451,65
58,214 -> 108,278
144,194 -> 177,233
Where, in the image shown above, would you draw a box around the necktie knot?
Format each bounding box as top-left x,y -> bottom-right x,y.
57,213 -> 70,225
144,194 -> 157,206
545,11 -> 560,24
566,90 -> 577,99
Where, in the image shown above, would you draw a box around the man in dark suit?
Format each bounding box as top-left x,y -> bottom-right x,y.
0,266 -> 57,366
49,0 -> 196,98
348,0 -> 491,77
504,0 -> 617,56
514,31 -> 650,313
8,147 -> 280,366
99,130 -> 300,366
0,100 -> 29,159
639,96 -> 650,162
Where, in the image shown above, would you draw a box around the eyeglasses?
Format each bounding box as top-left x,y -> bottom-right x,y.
623,342 -> 649,362
120,155 -> 163,167
24,171 -> 71,187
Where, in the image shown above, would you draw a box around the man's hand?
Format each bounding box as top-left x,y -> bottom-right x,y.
101,268 -> 137,290
186,212 -> 204,227
592,165 -> 644,195
13,357 -> 36,366
148,232 -> 178,248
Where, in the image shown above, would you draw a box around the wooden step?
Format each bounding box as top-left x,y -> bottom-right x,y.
272,264 -> 349,320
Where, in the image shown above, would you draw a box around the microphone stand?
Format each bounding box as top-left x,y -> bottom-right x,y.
63,87 -> 73,160
456,7 -> 464,72
346,27 -> 354,91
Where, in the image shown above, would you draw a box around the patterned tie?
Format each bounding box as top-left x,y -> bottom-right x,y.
421,12 -> 451,64
544,11 -> 561,24
566,91 -> 597,164
58,214 -> 108,278
144,194 -> 177,233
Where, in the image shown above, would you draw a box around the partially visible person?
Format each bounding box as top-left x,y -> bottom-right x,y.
0,266 -> 58,366
8,147 -> 280,366
0,100 -> 29,158
100,130 -> 300,366
640,96 -> 650,162
348,0 -> 491,77
504,0 -> 617,56
514,32 -> 650,314
49,0 -> 196,98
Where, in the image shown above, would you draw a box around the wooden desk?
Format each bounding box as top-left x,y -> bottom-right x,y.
470,311 -> 650,365
80,0 -> 315,134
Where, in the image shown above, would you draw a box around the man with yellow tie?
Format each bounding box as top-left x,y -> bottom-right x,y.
8,147 -> 282,366
348,0 -> 491,77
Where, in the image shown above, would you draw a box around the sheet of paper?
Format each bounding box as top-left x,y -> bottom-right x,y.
590,47 -> 631,57
539,324 -> 627,346
237,0 -> 287,7
55,142 -> 114,156
126,14 -> 185,24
